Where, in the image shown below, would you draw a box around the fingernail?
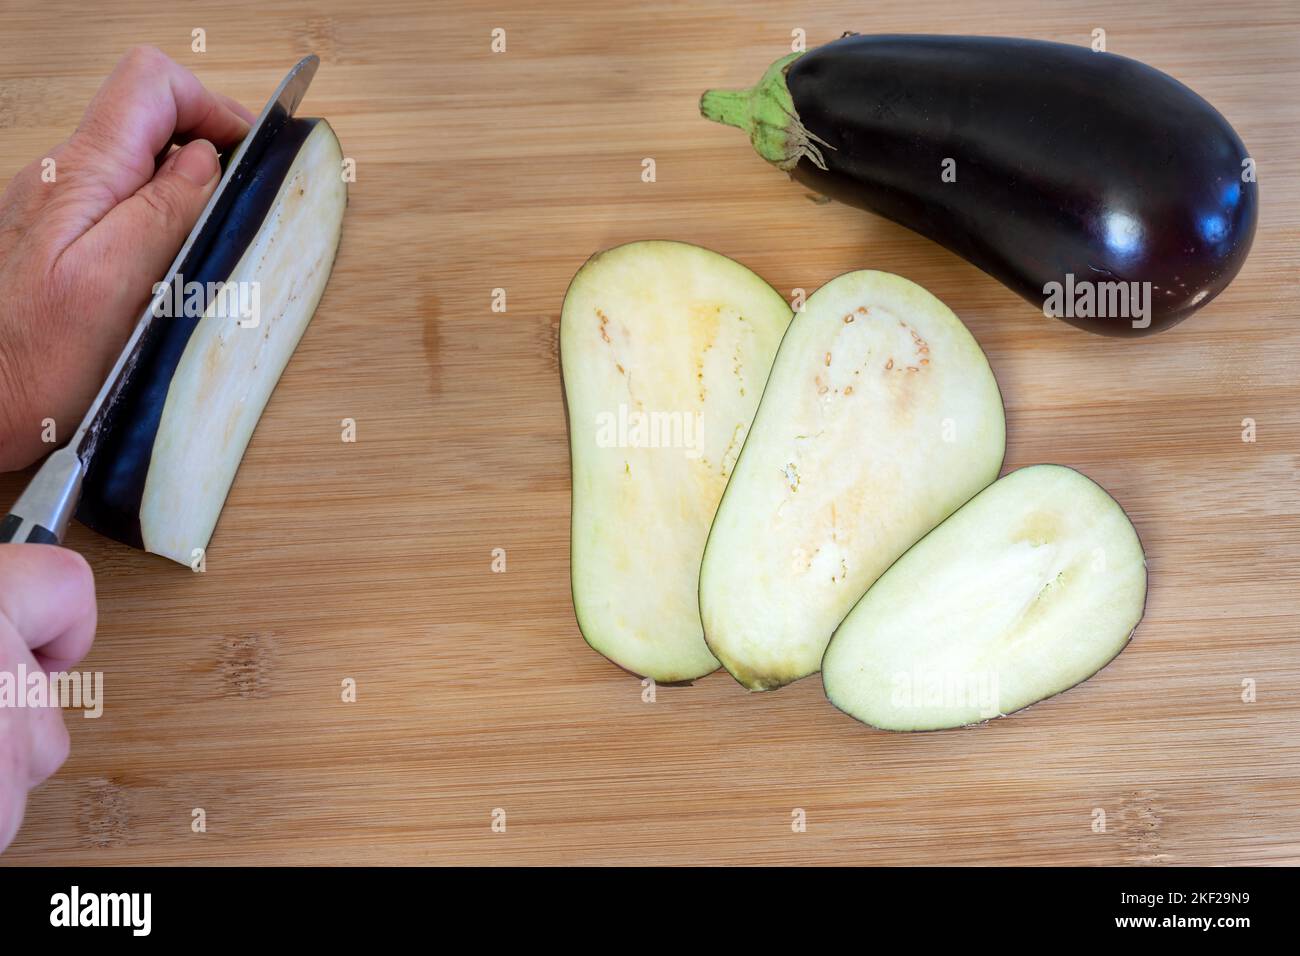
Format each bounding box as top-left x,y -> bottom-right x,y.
171,139 -> 219,186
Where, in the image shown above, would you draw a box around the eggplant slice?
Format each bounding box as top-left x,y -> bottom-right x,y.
699,271 -> 1005,690
562,241 -> 792,681
823,465 -> 1147,730
77,118 -> 347,564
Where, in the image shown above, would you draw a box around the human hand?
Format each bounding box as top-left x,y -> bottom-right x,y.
0,46 -> 255,472
0,544 -> 96,852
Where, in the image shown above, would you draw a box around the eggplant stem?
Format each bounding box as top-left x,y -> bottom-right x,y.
699,52 -> 829,171
699,87 -> 754,130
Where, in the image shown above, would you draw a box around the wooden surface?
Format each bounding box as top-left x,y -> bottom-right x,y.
1,0 -> 1298,865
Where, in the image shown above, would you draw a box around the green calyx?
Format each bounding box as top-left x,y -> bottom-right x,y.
699,52 -> 830,171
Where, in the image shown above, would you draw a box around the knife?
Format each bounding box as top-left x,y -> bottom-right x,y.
0,55 -> 319,546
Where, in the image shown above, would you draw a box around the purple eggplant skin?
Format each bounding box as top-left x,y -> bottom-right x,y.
702,35 -> 1258,336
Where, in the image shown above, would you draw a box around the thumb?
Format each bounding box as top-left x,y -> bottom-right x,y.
79,139 -> 221,299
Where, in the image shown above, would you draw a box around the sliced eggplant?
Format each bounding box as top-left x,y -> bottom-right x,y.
76,117 -> 346,564
699,270 -> 1004,690
562,241 -> 791,681
823,465 -> 1147,730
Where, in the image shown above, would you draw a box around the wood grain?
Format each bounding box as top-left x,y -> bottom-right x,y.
0,0 -> 1297,865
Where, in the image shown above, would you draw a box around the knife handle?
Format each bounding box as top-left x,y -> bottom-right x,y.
0,446 -> 83,545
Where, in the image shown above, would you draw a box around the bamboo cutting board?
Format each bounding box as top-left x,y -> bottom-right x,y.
0,0 -> 1297,866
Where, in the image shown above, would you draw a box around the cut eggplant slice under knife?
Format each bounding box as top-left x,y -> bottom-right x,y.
77,118 -> 346,564
699,270 -> 1005,690
823,465 -> 1148,730
562,241 -> 792,681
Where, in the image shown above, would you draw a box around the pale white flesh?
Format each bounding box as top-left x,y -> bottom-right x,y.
823,465 -> 1147,730
563,241 -> 791,681
699,271 -> 1005,690
140,121 -> 346,564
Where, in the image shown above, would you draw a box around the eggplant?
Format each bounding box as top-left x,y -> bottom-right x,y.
562,241 -> 791,681
698,270 -> 1005,690
823,465 -> 1147,730
701,35 -> 1257,335
76,117 -> 347,564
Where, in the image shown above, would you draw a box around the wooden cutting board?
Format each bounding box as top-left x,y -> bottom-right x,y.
1,0 -> 1297,865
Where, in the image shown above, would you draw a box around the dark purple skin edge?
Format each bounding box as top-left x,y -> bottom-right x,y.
785,35 -> 1258,336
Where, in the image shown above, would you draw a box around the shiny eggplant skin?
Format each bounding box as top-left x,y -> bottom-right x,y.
708,35 -> 1258,335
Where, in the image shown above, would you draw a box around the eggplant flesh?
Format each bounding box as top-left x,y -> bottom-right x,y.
563,242 -> 792,681
823,465 -> 1147,730
563,242 -> 791,681
698,270 -> 1005,690
76,117 -> 346,564
701,35 -> 1258,335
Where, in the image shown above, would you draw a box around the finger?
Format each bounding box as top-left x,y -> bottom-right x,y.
152,92 -> 257,161
32,633 -> 97,677
22,685 -> 71,787
69,138 -> 221,311
1,611 -> 73,791
215,91 -> 258,125
0,778 -> 28,852
45,46 -> 248,241
0,545 -> 97,668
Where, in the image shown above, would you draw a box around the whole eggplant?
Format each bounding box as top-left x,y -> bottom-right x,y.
701,35 -> 1257,335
